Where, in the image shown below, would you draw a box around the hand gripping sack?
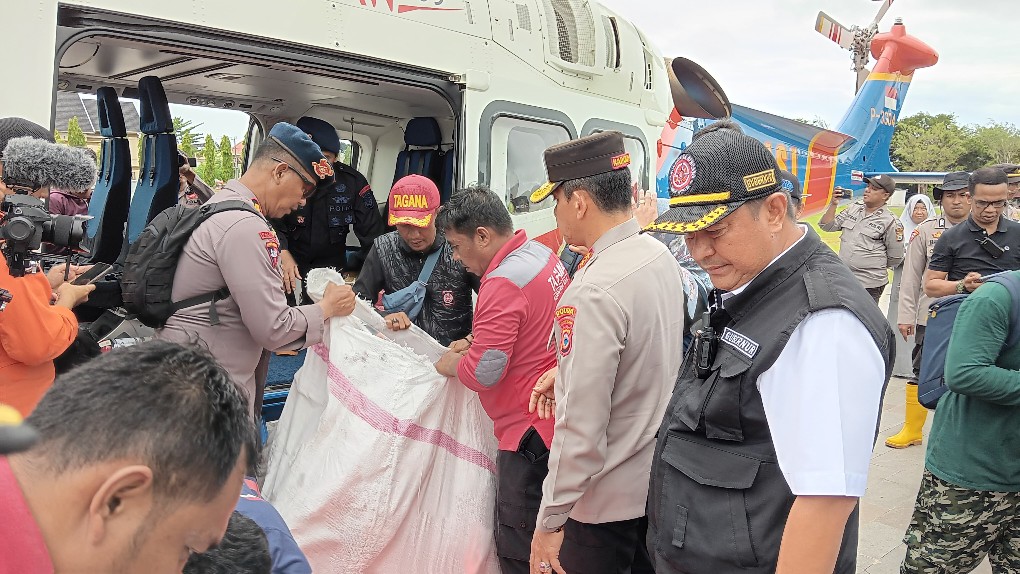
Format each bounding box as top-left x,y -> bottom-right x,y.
120,200 -> 260,328
917,273 -> 1020,409
262,269 -> 499,574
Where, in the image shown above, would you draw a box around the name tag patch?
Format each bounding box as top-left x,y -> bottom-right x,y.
720,328 -> 760,360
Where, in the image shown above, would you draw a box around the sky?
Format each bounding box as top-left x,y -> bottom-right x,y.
164,0 -> 1019,139
597,0 -> 1020,128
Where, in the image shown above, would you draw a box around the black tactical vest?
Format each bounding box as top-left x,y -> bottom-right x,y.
372,232 -> 474,346
647,227 -> 895,574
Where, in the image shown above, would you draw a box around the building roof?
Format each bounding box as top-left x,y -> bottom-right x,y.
54,91 -> 141,134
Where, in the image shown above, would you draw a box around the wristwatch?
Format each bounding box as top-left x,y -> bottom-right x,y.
956,280 -> 967,294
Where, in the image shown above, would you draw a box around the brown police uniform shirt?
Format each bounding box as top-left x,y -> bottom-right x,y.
1004,203 -> 1019,222
157,180 -> 325,411
897,217 -> 956,327
538,219 -> 685,531
819,201 -> 904,288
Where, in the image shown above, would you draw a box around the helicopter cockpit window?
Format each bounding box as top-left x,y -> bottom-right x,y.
492,117 -> 570,214
621,136 -> 646,196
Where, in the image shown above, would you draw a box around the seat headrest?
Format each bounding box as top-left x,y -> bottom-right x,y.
405,117 -> 441,147
97,87 -> 127,138
137,76 -> 174,134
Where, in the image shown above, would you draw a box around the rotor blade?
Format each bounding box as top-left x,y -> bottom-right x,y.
815,11 -> 854,51
870,0 -> 894,28
856,68 -> 871,93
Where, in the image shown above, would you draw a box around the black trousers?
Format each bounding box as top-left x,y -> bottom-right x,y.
496,427 -> 549,574
908,324 -> 926,385
865,284 -> 886,304
559,516 -> 655,574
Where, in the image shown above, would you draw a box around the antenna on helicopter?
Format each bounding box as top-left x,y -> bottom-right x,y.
814,0 -> 896,93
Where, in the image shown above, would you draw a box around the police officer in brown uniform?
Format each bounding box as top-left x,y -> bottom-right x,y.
528,131 -> 685,574
991,163 -> 1020,221
819,174 -> 905,302
889,172 -> 971,449
157,123 -> 357,416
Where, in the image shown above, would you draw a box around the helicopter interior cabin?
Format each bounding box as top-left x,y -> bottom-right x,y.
54,6 -> 467,260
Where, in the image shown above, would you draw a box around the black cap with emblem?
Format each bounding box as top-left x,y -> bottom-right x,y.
779,169 -> 803,201
864,174 -> 896,195
992,163 -> 1020,184
647,122 -> 782,234
933,171 -> 969,200
530,131 -> 632,203
267,122 -> 335,191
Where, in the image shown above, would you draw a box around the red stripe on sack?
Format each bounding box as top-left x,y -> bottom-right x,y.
312,344 -> 496,473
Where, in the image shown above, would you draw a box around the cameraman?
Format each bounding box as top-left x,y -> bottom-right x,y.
0,118 -> 95,416
178,151 -> 215,207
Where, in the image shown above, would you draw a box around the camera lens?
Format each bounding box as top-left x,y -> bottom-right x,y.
1,217 -> 35,243
44,214 -> 87,251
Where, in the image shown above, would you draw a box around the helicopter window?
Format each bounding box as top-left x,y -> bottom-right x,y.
603,16 -> 620,69
622,136 -> 647,195
492,117 -> 570,214
586,128 -> 648,194
337,139 -> 360,170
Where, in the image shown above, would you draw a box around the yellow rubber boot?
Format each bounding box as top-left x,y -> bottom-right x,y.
885,384 -> 927,448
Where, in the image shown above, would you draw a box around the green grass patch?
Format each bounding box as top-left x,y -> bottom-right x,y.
803,211 -> 843,253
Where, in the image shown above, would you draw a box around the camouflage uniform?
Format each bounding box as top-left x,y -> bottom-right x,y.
902,470 -> 1020,573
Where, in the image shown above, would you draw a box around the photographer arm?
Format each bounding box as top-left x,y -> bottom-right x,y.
0,264 -> 78,366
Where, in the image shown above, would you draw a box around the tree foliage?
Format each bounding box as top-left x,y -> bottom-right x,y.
66,116 -> 88,147
794,115 -> 830,129
197,134 -> 218,183
890,113 -> 1020,172
217,135 -> 235,182
974,122 -> 1020,165
173,117 -> 201,158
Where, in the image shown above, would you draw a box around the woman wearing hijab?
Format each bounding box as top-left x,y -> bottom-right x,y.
900,193 -> 936,243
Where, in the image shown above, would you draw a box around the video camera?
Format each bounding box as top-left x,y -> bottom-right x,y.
0,194 -> 87,277
1,136 -> 97,276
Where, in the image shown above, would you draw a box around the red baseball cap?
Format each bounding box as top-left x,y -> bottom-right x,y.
388,175 -> 440,227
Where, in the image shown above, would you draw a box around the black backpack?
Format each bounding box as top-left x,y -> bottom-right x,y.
121,200 -> 261,328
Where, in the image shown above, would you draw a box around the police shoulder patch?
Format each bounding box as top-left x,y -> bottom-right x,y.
895,221 -> 905,242
556,306 -> 576,356
264,239 -> 281,268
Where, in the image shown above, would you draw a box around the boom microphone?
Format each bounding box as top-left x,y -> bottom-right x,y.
1,136 -> 97,192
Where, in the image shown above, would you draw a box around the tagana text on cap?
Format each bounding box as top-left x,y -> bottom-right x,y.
268,122 -> 334,190
388,174 -> 440,228
864,174 -> 895,194
530,131 -> 631,203
647,124 -> 783,234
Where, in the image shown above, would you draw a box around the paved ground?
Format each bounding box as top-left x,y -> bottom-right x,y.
860,376 -> 992,574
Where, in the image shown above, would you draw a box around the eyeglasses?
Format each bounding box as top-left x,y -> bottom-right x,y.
271,157 -> 316,198
974,199 -> 1008,210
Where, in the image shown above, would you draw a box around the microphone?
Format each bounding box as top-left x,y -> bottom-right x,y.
1,137 -> 97,193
